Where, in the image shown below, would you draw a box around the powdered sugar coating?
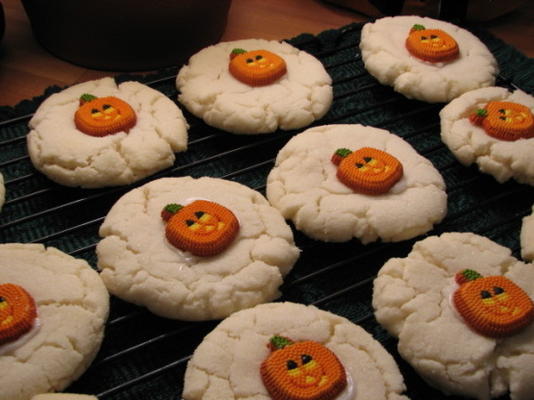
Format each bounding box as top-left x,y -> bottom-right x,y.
27,77 -> 189,188
176,39 -> 333,134
266,124 -> 447,243
97,177 -> 299,320
183,302 -> 409,400
440,87 -> 534,185
360,16 -> 498,103
373,232 -> 534,399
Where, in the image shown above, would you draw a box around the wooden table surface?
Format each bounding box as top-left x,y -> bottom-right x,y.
1,0 -> 533,107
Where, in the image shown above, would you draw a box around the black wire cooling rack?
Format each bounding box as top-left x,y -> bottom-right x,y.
1,22 -> 534,400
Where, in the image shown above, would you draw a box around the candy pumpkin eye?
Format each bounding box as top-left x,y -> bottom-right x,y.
480,290 -> 492,299
255,55 -> 263,60
195,211 -> 205,219
494,286 -> 505,295
0,297 -> 4,302
301,354 -> 312,364
498,109 -> 505,114
91,108 -> 99,114
246,58 -> 254,63
102,104 -> 111,110
499,116 -> 506,120
421,36 -> 427,40
286,360 -> 298,370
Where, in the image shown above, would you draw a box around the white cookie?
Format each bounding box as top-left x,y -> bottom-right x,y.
360,16 -> 498,103
521,205 -> 534,261
0,172 -> 4,211
176,39 -> 333,134
0,244 -> 109,400
373,232 -> 534,399
183,302 -> 409,400
31,395 -> 97,400
440,86 -> 534,185
97,177 -> 300,320
266,124 -> 447,243
27,77 -> 189,188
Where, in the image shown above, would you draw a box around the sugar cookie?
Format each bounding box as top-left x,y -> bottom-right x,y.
0,243 -> 109,400
440,86 -> 534,185
31,395 -> 97,400
373,232 -> 534,399
266,124 -> 447,243
360,16 -> 498,103
97,177 -> 300,320
183,302 -> 409,400
27,77 -> 189,188
176,39 -> 333,134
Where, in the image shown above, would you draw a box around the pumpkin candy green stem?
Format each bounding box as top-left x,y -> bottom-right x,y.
410,24 -> 426,32
331,148 -> 353,166
161,203 -> 184,222
230,48 -> 247,60
469,108 -> 488,126
455,269 -> 482,285
269,335 -> 295,351
79,93 -> 98,106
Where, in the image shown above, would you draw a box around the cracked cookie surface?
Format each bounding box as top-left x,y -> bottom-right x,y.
176,39 -> 333,134
96,177 -> 300,320
183,301 -> 409,400
440,87 -> 534,185
360,16 -> 497,103
0,243 -> 109,400
266,124 -> 447,243
373,232 -> 534,400
27,77 -> 189,188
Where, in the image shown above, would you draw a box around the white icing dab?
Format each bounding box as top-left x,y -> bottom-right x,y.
0,317 -> 41,356
337,369 -> 356,400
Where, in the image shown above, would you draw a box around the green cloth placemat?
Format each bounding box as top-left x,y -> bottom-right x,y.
1,22 -> 533,400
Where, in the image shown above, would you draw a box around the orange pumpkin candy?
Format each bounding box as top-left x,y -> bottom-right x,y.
261,336 -> 347,400
453,269 -> 534,338
161,200 -> 239,257
74,93 -> 137,137
405,24 -> 459,63
469,101 -> 534,141
0,283 -> 38,345
229,48 -> 287,86
331,147 -> 403,195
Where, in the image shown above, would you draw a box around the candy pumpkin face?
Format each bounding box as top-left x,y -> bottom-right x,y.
469,101 -> 534,141
162,200 -> 239,257
331,147 -> 403,195
453,269 -> 534,337
0,283 -> 37,345
74,94 -> 137,137
405,24 -> 459,63
229,49 -> 287,86
261,336 -> 347,400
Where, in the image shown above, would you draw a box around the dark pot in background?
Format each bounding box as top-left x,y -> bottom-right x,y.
21,0 -> 232,70
0,2 -> 5,46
